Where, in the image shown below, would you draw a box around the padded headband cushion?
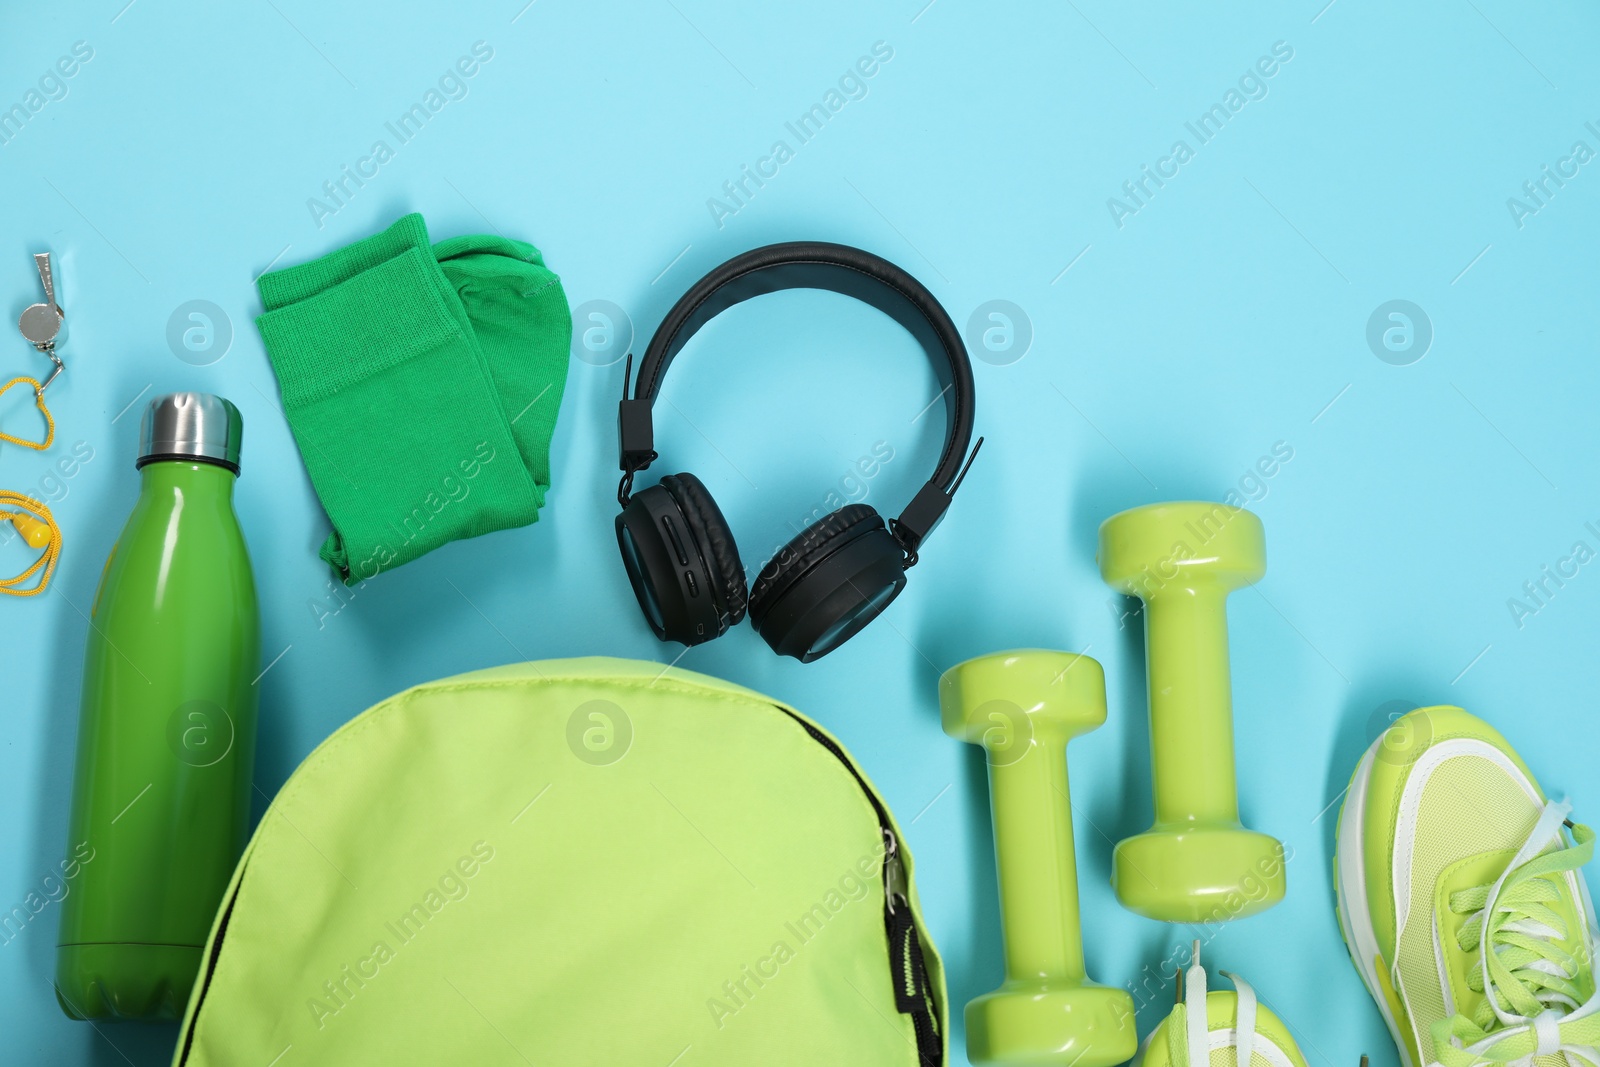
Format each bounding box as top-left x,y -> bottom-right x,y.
628,243 -> 976,497
748,504 -> 882,624
662,473 -> 748,624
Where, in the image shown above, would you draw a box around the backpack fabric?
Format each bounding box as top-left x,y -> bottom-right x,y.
174,657 -> 946,1066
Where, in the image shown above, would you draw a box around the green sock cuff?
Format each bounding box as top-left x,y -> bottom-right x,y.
257,246 -> 463,409
259,213 -> 434,311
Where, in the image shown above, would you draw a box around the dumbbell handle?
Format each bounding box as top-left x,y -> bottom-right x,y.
1143,586 -> 1240,826
987,726 -> 1085,983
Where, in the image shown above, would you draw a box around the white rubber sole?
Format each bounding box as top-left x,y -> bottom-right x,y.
1334,733 -> 1416,1067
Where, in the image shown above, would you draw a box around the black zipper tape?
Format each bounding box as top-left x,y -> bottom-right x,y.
175,882 -> 240,1065
775,705 -> 943,1066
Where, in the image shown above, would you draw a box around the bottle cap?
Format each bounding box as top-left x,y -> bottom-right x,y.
137,392 -> 243,474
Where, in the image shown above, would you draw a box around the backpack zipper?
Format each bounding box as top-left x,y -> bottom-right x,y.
775,705 -> 943,1067
174,883 -> 239,1064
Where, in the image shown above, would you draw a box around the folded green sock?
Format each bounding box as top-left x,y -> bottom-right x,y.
434,233 -> 570,489
257,214 -> 571,584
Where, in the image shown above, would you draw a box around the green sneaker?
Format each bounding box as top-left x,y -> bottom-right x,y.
1136,941 -> 1310,1067
1335,705 -> 1600,1067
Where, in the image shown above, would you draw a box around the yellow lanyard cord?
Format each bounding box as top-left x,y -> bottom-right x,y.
0,376 -> 56,451
0,493 -> 60,596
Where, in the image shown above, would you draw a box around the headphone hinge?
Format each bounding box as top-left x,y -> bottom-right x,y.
616,450 -> 658,507
891,435 -> 983,562
891,482 -> 952,562
888,521 -> 921,570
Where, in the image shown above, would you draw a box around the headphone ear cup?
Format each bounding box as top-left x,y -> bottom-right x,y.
616,477 -> 734,645
748,504 -> 907,662
660,473 -> 748,625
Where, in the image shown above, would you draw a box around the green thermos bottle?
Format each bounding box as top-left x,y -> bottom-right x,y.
57,392 -> 259,1021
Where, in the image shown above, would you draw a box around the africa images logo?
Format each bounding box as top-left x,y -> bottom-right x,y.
305,42 -> 495,229
304,841 -> 496,1030
706,41 -> 895,229
1106,41 -> 1294,229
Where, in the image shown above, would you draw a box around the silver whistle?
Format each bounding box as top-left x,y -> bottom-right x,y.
18,252 -> 65,393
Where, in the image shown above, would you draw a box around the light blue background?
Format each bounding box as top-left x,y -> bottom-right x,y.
3,1 -> 1598,1063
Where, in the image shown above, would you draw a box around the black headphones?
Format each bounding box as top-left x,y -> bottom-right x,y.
615,242 -> 981,662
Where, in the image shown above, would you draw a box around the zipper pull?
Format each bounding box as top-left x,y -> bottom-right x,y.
879,826 -> 942,1063
883,827 -> 907,913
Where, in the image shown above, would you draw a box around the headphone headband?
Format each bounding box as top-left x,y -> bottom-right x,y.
618,241 -> 980,554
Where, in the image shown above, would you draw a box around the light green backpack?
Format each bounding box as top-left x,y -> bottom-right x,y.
174,657 -> 945,1066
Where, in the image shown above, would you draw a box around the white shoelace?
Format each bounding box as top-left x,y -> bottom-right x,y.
1181,960 -> 1260,1067
1430,800 -> 1600,1067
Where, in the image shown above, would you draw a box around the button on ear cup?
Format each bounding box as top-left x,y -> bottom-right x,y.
615,482 -> 727,645
748,505 -> 908,661
661,473 -> 747,624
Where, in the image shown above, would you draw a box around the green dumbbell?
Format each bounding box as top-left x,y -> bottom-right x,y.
1098,501 -> 1286,923
940,650 -> 1137,1067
